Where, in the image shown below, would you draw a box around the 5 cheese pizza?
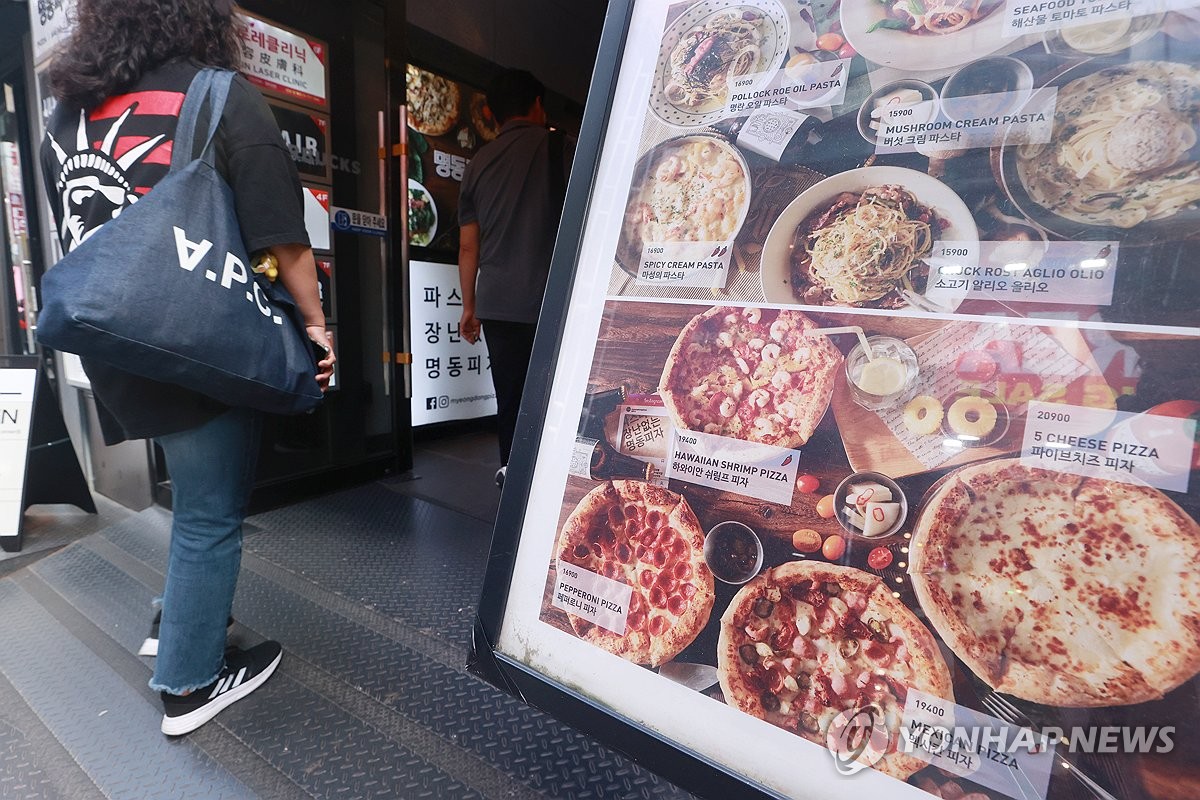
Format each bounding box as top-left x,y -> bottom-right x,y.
910,459 -> 1200,706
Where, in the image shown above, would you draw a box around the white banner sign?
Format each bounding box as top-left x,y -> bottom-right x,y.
29,0 -> 74,65
409,260 -> 497,426
0,370 -> 37,540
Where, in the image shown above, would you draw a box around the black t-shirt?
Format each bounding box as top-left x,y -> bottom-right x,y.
40,60 -> 310,444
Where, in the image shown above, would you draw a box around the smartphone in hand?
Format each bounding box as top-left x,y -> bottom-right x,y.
311,339 -> 330,364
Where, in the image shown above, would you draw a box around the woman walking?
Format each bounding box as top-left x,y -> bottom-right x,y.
40,0 -> 333,735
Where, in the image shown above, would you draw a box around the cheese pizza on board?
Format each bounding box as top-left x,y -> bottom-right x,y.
910,458 -> 1200,706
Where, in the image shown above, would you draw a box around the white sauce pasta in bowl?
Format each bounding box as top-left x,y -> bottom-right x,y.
1006,61 -> 1200,235
617,134 -> 752,273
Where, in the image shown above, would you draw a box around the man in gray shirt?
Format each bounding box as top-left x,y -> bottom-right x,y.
458,70 -> 569,487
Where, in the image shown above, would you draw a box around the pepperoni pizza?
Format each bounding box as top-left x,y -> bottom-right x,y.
554,480 -> 715,667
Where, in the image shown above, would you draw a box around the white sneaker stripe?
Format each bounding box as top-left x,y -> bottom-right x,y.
208,674 -> 233,699
230,667 -> 247,690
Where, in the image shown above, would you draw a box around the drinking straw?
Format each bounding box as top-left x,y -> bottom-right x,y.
805,326 -> 874,360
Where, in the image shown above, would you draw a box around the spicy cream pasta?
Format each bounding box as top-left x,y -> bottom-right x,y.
621,137 -> 749,261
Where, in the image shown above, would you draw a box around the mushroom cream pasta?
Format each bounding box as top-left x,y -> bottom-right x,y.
622,138 -> 749,259
1016,62 -> 1200,228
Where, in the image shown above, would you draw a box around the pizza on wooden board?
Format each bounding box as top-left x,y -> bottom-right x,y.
717,561 -> 952,779
659,307 -> 842,449
553,480 -> 715,667
910,458 -> 1200,707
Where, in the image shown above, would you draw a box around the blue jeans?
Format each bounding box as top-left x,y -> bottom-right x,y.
149,407 -> 262,694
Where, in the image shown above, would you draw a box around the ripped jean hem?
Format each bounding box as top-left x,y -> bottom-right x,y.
149,666 -> 223,696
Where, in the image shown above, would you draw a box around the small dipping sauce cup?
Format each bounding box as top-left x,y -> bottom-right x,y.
704,521 -> 764,585
845,335 -> 920,411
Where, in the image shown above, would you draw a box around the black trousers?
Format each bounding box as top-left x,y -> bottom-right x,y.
480,319 -> 537,466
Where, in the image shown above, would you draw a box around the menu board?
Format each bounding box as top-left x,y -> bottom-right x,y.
405,65 -> 499,255
490,1 -> 1200,798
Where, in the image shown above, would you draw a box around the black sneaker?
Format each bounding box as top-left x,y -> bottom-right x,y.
160,641 -> 283,736
138,610 -> 235,657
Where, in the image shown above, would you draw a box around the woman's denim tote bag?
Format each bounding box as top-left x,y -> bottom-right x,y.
37,69 -> 323,415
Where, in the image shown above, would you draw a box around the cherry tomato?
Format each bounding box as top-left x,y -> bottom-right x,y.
822,533 -> 846,561
836,42 -> 857,59
792,528 -> 822,553
795,473 -> 820,494
867,546 -> 894,570
815,493 -> 837,519
816,32 -> 845,51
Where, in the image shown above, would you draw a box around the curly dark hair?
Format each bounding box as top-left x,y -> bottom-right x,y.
48,0 -> 241,109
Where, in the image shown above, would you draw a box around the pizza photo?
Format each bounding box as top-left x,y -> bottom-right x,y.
552,480 -> 715,667
406,64 -> 461,137
910,458 -> 1200,707
717,561 -> 953,779
470,92 -> 500,142
660,306 -> 843,449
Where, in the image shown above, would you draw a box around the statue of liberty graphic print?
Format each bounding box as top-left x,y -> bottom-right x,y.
44,90 -> 184,252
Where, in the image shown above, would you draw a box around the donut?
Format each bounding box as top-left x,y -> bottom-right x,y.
947,395 -> 997,439
903,395 -> 944,436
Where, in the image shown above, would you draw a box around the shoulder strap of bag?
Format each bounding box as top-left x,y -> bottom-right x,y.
169,68 -> 237,173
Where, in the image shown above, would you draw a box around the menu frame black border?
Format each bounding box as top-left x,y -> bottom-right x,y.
469,2 -> 780,797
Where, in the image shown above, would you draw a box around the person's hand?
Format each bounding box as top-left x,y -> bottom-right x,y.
460,310 -> 481,344
307,324 -> 336,391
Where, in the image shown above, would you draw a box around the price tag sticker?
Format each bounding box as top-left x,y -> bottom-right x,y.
668,429 -> 799,504
553,561 -> 632,635
927,240 -> 1118,306
1003,0 -> 1200,38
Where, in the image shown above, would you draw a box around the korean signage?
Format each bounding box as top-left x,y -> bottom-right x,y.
235,13 -> 328,109
488,1 -> 1200,799
28,0 -> 73,66
408,260 -> 496,426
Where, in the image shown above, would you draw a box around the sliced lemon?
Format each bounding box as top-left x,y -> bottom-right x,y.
1061,17 -> 1132,54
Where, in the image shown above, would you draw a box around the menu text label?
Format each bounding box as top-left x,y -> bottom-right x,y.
1021,401 -> 1196,492
669,430 -> 798,505
553,561 -> 632,635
